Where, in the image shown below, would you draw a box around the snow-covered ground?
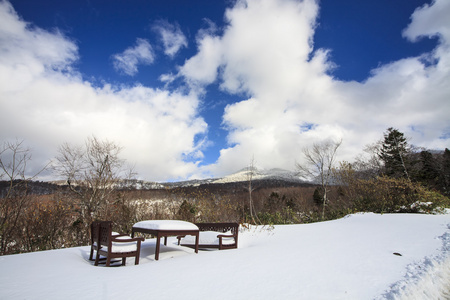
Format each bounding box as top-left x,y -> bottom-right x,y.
0,213 -> 449,299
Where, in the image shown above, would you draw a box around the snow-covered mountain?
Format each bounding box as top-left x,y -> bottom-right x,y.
46,168 -> 305,190
212,167 -> 302,184
155,167 -> 305,188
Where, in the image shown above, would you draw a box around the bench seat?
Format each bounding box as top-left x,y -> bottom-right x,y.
178,222 -> 239,250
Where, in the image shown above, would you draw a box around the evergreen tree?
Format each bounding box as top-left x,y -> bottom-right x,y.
417,150 -> 439,188
379,128 -> 411,180
440,148 -> 450,196
313,187 -> 323,206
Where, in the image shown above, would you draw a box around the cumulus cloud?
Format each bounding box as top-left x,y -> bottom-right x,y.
0,1 -> 206,181
2,0 -> 449,181
152,19 -> 188,58
112,38 -> 155,76
178,0 -> 450,176
0,1 -> 78,87
402,0 -> 450,43
177,19 -> 223,88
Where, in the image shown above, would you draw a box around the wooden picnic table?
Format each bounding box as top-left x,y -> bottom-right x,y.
131,220 -> 199,260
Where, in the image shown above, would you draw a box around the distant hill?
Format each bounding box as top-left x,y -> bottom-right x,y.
212,167 -> 303,184
146,167 -> 306,189
0,180 -> 61,197
0,168 -> 309,196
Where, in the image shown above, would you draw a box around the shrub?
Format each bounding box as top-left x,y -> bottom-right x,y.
350,176 -> 450,213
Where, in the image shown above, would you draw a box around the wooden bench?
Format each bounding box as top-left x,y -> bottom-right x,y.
177,222 -> 239,250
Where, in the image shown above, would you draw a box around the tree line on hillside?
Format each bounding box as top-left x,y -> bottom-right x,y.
1,129 -> 449,255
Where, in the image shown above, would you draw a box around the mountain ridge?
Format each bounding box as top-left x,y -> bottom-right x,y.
0,168 -> 307,195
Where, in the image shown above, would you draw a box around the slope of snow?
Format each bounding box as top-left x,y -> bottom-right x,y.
0,213 -> 449,299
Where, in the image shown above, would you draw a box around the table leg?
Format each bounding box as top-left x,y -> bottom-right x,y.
194,232 -> 199,254
155,234 -> 161,261
164,236 -> 168,246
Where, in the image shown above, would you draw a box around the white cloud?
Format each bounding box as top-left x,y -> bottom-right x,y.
112,38 -> 155,76
152,20 -> 188,58
0,1 -> 78,90
402,0 -> 450,44
0,1 -> 206,181
179,0 -> 450,177
177,20 -> 223,88
2,0 -> 449,181
219,0 -> 320,95
179,34 -> 223,87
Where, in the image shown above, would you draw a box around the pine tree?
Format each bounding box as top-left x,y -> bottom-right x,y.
379,128 -> 411,180
440,148 -> 450,196
313,187 -> 323,206
418,150 -> 439,188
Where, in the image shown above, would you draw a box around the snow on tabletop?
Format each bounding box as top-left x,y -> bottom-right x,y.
133,220 -> 199,230
1,213 -> 449,300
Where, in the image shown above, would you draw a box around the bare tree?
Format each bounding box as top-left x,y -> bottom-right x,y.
54,136 -> 133,243
246,156 -> 260,224
0,140 -> 48,254
352,142 -> 384,180
297,139 -> 342,220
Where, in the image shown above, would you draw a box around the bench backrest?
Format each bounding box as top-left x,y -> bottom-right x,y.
195,222 -> 239,235
98,221 -> 113,247
91,221 -> 100,246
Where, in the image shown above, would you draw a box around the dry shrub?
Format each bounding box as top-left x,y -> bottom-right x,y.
348,176 -> 450,213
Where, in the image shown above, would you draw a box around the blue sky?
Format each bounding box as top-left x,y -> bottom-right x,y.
1,0 -> 449,181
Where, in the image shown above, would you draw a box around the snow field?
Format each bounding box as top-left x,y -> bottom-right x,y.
0,213 -> 449,299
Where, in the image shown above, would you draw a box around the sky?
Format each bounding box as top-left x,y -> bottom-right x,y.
0,0 -> 449,181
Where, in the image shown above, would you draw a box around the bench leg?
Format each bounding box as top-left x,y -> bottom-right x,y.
94,252 -> 100,266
